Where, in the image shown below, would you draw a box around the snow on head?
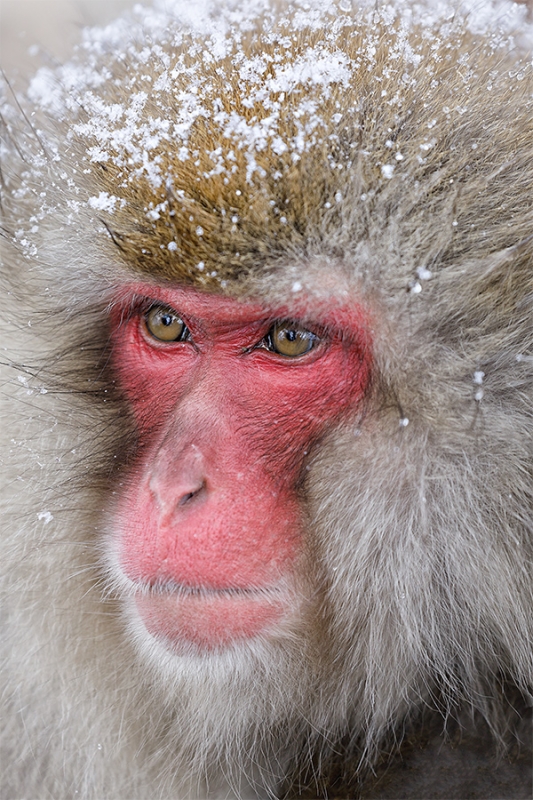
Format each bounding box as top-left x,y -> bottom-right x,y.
7,0 -> 531,285
23,0 -> 531,196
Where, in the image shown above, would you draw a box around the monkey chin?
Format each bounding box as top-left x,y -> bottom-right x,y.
133,587 -> 289,655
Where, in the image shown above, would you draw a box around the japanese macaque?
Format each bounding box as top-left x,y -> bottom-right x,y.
1,1 -> 532,798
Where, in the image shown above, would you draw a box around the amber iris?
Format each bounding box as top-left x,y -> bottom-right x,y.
268,321 -> 316,357
145,305 -> 186,342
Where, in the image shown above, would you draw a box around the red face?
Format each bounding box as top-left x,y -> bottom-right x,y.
109,284 -> 372,653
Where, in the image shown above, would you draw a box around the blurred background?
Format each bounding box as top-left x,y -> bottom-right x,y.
1,0 -> 136,78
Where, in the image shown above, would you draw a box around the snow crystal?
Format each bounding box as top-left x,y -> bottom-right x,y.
416,267 -> 432,281
27,68 -> 65,115
88,192 -> 119,212
38,511 -> 54,524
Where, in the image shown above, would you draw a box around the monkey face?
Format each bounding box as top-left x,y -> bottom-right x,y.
106,284 -> 372,654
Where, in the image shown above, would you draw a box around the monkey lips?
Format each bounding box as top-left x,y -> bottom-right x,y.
134,588 -> 288,652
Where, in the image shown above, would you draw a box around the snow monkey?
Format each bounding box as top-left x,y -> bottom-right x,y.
1,1 -> 532,798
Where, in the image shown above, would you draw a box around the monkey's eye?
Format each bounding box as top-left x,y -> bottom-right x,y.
266,321 -> 317,357
144,305 -> 188,342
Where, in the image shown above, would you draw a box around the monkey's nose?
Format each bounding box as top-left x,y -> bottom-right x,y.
148,443 -> 208,518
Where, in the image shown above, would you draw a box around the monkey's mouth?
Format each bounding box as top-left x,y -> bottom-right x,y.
133,584 -> 287,652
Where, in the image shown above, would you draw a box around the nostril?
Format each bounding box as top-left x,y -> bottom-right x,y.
178,482 -> 205,507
